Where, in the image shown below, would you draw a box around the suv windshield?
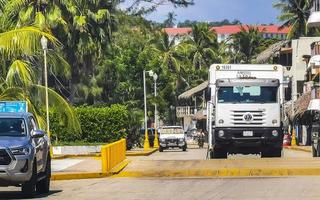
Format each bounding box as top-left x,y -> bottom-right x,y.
218,86 -> 278,104
0,118 -> 26,137
160,128 -> 184,134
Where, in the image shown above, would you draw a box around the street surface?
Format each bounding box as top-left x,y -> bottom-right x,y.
1,177 -> 320,200
0,147 -> 318,199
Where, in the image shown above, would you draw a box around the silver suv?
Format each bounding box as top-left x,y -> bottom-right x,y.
0,112 -> 51,197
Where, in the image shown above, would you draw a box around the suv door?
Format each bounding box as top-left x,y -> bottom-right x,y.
28,116 -> 45,172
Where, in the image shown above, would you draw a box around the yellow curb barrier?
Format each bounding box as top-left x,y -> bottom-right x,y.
113,168 -> 320,178
284,146 -> 311,153
109,160 -> 131,174
52,172 -> 107,181
126,148 -> 158,156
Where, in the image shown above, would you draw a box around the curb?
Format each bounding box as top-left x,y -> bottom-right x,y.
114,168 -> 320,178
126,148 -> 158,156
53,154 -> 101,159
284,146 -> 311,153
52,160 -> 130,181
52,172 -> 106,180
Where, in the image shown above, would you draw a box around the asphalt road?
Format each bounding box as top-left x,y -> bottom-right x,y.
1,177 -> 320,200
0,148 -> 315,199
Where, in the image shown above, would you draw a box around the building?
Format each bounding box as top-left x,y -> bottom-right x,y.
308,0 -> 320,27
164,25 -> 289,43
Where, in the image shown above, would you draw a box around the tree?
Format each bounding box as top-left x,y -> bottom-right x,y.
227,26 -> 264,63
182,23 -> 219,69
274,0 -> 312,39
163,12 -> 177,28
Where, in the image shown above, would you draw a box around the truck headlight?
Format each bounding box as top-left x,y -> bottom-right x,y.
272,119 -> 277,125
218,130 -> 225,137
179,138 -> 184,142
218,119 -> 224,124
272,130 -> 279,137
10,147 -> 30,155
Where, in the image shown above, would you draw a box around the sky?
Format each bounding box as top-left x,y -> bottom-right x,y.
121,0 -> 282,25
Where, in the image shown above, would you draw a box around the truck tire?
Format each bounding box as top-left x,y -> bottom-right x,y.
37,154 -> 51,194
159,147 -> 163,152
261,149 -> 282,158
210,148 -> 227,159
22,160 -> 37,198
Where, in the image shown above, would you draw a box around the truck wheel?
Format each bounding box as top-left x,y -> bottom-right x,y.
159,147 -> 163,152
261,149 -> 281,158
37,154 -> 51,194
22,161 -> 37,198
210,148 -> 227,159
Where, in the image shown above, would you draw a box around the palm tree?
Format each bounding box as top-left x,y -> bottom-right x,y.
0,24 -> 80,132
274,0 -> 312,39
163,12 -> 177,27
228,25 -> 264,63
182,23 -> 219,69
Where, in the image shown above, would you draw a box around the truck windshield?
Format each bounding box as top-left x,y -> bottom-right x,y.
160,128 -> 184,134
0,118 -> 26,137
218,86 -> 278,103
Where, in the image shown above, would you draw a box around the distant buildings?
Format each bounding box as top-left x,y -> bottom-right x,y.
164,25 -> 289,43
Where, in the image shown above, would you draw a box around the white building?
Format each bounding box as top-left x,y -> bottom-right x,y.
308,0 -> 320,27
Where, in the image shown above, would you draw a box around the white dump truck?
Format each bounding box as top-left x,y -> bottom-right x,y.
207,64 -> 284,158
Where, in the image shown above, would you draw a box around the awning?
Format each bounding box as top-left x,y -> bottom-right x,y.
178,81 -> 208,100
256,40 -> 290,64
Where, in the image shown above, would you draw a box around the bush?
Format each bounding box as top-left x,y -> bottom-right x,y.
50,104 -> 128,144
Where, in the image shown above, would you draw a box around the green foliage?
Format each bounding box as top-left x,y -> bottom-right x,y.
50,104 -> 128,143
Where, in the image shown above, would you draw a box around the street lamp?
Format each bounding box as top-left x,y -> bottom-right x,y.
41,36 -> 50,136
150,72 -> 159,148
143,70 -> 159,150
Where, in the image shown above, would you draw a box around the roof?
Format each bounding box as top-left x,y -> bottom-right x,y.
178,81 -> 208,100
211,25 -> 289,35
163,27 -> 192,36
256,40 -> 291,64
164,25 -> 290,36
285,92 -> 311,120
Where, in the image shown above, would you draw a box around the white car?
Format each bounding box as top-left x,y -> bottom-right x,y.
159,126 -> 187,152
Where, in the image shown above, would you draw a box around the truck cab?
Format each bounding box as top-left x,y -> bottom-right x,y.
207,64 -> 284,158
0,112 -> 51,197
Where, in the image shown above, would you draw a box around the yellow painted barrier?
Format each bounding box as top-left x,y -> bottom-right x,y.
101,139 -> 126,174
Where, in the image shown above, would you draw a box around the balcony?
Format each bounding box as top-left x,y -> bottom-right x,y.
176,106 -> 208,118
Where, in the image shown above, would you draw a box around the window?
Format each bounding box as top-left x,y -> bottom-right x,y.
28,117 -> 38,132
218,86 -> 278,104
0,118 -> 26,137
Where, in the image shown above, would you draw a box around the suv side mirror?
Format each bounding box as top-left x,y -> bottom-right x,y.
31,130 -> 45,138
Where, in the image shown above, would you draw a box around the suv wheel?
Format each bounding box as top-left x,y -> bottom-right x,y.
37,154 -> 51,194
22,160 -> 37,198
182,145 -> 187,152
159,147 -> 163,152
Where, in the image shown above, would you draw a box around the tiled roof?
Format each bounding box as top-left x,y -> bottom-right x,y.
164,25 -> 289,36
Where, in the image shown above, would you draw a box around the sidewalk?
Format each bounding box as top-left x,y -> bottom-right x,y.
52,157 -> 101,174
284,146 -> 312,153
117,157 -> 320,177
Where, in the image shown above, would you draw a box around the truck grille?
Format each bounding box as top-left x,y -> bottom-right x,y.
231,110 -> 266,126
166,139 -> 178,144
0,149 -> 11,165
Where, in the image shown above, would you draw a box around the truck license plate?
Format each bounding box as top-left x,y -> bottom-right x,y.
243,131 -> 253,137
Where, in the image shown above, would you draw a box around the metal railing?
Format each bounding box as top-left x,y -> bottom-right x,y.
101,139 -> 126,174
